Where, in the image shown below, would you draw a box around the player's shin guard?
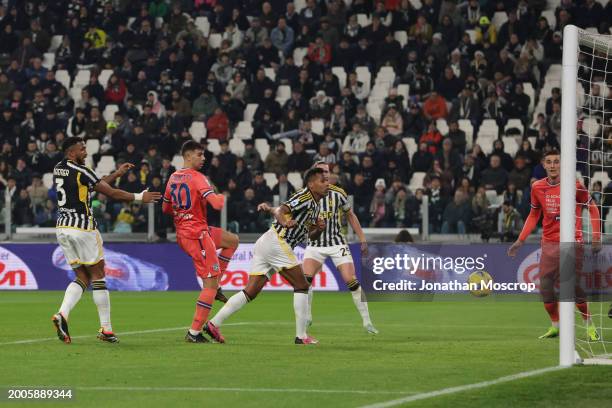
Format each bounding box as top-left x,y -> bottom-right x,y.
189,287 -> 216,335
92,279 -> 112,332
210,290 -> 250,327
544,302 -> 559,328
293,290 -> 309,339
59,278 -> 87,319
348,279 -> 373,326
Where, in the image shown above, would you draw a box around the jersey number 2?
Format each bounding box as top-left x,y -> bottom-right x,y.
170,183 -> 192,210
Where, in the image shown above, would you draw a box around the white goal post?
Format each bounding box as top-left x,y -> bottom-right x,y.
560,25 -> 612,367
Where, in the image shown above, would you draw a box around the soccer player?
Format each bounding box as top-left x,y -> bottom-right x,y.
508,149 -> 601,340
303,162 -> 377,334
205,167 -> 329,344
162,141 -> 228,343
52,137 -> 161,344
207,227 -> 239,304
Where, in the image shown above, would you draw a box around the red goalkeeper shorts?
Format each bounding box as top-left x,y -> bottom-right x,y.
178,232 -> 221,279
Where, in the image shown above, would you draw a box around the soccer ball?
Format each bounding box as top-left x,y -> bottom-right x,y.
468,271 -> 492,297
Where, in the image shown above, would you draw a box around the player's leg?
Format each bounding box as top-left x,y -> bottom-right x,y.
206,274 -> 268,343
573,244 -> 599,341
336,260 -> 378,334
539,247 -> 559,338
186,234 -> 221,343
210,227 -> 239,303
302,250 -> 324,327
88,259 -> 118,343
279,265 -> 316,344
53,265 -> 89,344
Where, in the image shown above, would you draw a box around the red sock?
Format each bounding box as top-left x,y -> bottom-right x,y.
191,288 -> 217,332
576,302 -> 590,321
544,302 -> 559,324
218,247 -> 236,274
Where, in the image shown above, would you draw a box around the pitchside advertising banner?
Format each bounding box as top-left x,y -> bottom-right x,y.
0,243 -> 610,298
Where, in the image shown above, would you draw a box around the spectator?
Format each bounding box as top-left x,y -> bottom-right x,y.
480,155 -> 509,194
264,141 -> 289,175
287,141 -> 312,173
419,122 -> 443,155
441,190 -> 471,234
270,17 -> 294,56
252,171 -> 273,204
423,91 -> 448,121
272,173 -> 296,203
381,105 -> 403,137
498,199 -> 523,242
206,107 -> 229,140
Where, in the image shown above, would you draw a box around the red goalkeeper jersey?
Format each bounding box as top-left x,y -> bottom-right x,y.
529,178 -> 591,243
163,168 -> 215,239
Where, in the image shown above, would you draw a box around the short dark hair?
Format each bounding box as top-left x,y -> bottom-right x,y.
62,137 -> 84,153
181,140 -> 203,156
304,167 -> 325,185
543,148 -> 560,158
312,160 -> 328,168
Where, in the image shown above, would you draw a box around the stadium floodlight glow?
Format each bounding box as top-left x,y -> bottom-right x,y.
560,25 -> 612,367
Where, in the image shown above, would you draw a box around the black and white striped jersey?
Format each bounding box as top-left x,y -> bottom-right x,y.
308,185 -> 351,247
54,159 -> 101,231
272,188 -> 320,249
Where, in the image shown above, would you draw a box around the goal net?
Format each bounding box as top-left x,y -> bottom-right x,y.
560,25 -> 612,366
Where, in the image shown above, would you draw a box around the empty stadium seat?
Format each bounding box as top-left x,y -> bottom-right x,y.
311,119 -> 324,135
55,70 -> 71,89
99,69 -> 113,88
244,104 -> 258,122
208,33 -> 222,49
255,139 -> 270,159
280,138 -> 292,154
171,154 -> 183,170
74,70 -> 91,87
49,35 -> 63,53
288,172 -> 303,189
504,119 -> 524,136
234,121 -> 254,139
478,135 -> 495,155
42,53 -> 55,69
356,13 -> 371,27
501,136 -> 519,156
408,172 -> 426,191
43,173 -> 54,189
492,11 -> 508,30
195,17 -> 210,37
591,171 -> 611,189
229,138 -> 245,156
402,137 -> 417,158
189,121 -> 207,142
397,84 -> 410,108
207,138 -> 221,154
293,47 -> 308,66
86,139 -> 100,155
264,67 -> 276,82
332,66 -> 347,88
263,172 -> 277,188
103,104 -> 119,122
96,156 -> 116,175
394,30 -> 408,47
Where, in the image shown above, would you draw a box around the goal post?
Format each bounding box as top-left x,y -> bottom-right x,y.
560,25 -> 612,367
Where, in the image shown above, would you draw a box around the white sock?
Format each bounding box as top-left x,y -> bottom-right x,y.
307,285 -> 313,322
59,281 -> 85,319
92,279 -> 112,332
351,287 -> 372,326
294,292 -> 309,339
210,291 -> 248,327
188,329 -> 200,336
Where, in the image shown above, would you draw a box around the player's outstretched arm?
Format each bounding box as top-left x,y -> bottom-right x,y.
347,209 -> 368,255
95,180 -> 161,204
102,163 -> 134,185
272,204 -> 296,228
205,191 -> 225,210
508,207 -> 541,257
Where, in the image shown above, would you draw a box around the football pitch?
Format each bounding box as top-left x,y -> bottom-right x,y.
1,291 -> 612,407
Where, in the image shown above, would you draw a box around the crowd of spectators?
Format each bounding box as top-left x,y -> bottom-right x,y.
0,0 -> 611,238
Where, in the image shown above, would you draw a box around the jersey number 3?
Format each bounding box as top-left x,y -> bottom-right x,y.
170,183 -> 192,210
56,178 -> 67,206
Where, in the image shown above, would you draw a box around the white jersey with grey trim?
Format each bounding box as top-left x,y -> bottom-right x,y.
308,185 -> 351,247
272,187 -> 320,249
54,159 -> 101,231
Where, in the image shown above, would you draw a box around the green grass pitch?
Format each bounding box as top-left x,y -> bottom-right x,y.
1,291 -> 611,407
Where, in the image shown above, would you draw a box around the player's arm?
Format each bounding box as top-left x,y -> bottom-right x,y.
197,175 -> 225,210
308,219 -> 325,240
162,183 -> 173,214
347,208 -> 368,255
271,204 -> 297,228
507,206 -> 541,257
102,163 -> 134,185
94,180 -> 161,203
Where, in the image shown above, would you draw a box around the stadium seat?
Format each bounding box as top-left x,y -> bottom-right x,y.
332,66 -> 347,88
49,35 -> 63,53
229,138 -> 245,156
234,121 -> 254,139
277,85 -> 291,100
103,104 -> 119,122
86,139 -> 100,155
43,173 -> 54,189
485,190 -> 501,207
288,172 -> 303,189
195,16 -> 210,37
155,17 -> 163,29
293,0 -> 307,12
263,172 -> 277,189
293,47 -> 308,66
55,70 -> 71,89
69,87 -> 83,103
171,154 -> 183,170
465,29 -> 476,44
208,33 -> 222,49
478,135 -> 495,155
189,121 -> 206,142
542,10 -> 556,28
255,139 -> 270,159
376,66 -> 395,85
479,119 -> 499,138
128,16 -> 136,29
355,66 -> 371,91
311,119 -> 324,135
264,67 -> 276,82
501,136 -> 519,156
504,119 -> 524,136
366,103 -> 381,124
96,156 -> 116,175
492,11 -> 508,30
99,69 -> 113,88
43,53 -> 55,69
244,104 -> 258,122
590,171 -> 611,189
280,138 -> 293,154
522,82 -> 535,114
436,119 -> 449,136
207,139 -> 221,154
402,137 -> 417,158
356,13 -> 371,27
394,31 -> 408,48
74,70 -> 91,87
408,172 -> 426,191
397,84 -> 410,108
582,117 -> 600,138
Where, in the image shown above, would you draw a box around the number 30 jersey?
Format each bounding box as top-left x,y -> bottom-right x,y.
54,159 -> 101,231
163,168 -> 214,239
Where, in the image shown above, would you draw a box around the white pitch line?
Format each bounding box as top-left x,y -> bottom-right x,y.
74,386 -> 409,395
356,366 -> 566,408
